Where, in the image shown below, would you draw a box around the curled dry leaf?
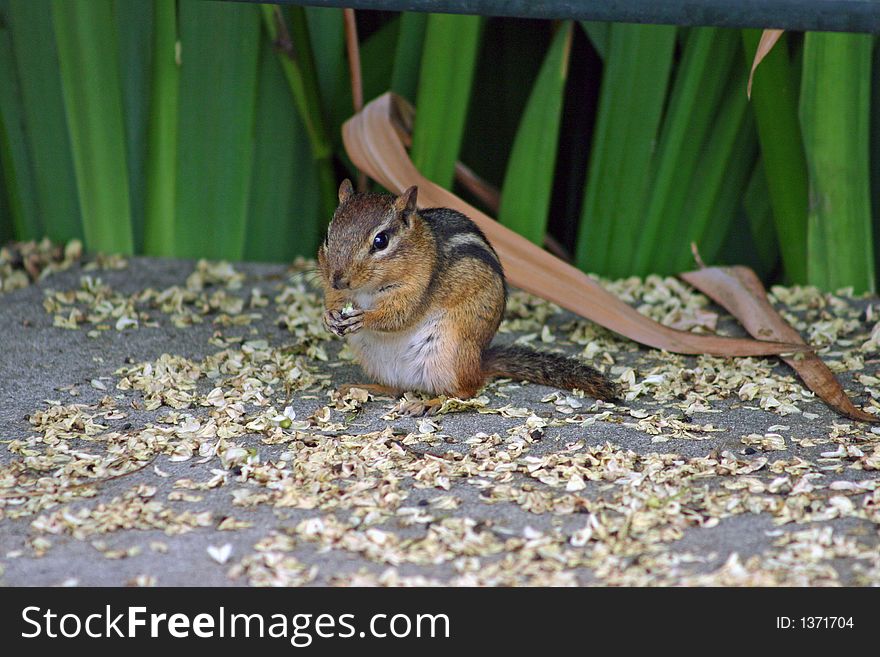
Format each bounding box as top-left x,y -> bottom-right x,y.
342,93 -> 807,357
680,265 -> 877,423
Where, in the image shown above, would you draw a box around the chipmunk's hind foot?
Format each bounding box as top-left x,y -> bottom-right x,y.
336,383 -> 400,398
395,397 -> 444,417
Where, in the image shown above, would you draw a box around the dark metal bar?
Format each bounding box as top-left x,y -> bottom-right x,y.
242,1 -> 880,33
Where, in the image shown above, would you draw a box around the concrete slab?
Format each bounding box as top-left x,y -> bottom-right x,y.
1,255 -> 878,586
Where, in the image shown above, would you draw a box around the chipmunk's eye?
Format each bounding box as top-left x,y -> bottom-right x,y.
372,231 -> 389,251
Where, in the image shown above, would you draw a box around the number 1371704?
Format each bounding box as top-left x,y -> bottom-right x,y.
776,617 -> 853,629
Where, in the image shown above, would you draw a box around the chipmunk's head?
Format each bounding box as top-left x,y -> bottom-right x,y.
318,179 -> 424,292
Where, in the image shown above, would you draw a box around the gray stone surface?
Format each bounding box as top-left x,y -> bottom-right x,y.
1,256 -> 878,586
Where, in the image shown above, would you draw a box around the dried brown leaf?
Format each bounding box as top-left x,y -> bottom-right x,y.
342,93 -> 807,357
680,265 -> 877,423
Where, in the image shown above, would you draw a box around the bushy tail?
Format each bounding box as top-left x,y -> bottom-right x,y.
481,345 -> 619,401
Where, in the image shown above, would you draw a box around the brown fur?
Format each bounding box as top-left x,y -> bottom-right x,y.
318,180 -> 617,401
482,345 -> 619,401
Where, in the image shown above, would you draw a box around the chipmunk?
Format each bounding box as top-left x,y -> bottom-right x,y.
317,179 -> 618,414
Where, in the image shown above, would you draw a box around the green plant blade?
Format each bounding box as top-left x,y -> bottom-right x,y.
687,110 -> 758,268
391,12 -> 427,102
7,0 -> 80,242
261,4 -> 336,221
245,33 -> 320,262
335,14 -> 399,124
285,5 -> 337,220
743,159 -> 780,278
304,5 -> 346,187
800,31 -> 875,294
579,21 -> 609,61
664,53 -> 753,272
115,0 -> 153,253
284,5 -> 331,160
326,15 -> 402,184
460,19 -> 549,189
175,0 -> 260,260
304,5 -> 344,125
0,162 -> 11,244
143,0 -> 179,257
52,0 -> 133,253
498,21 -> 572,245
574,23 -> 676,275
410,13 -> 483,189
871,34 -> 880,286
630,27 -> 739,277
742,29 -> 808,284
0,1 -> 41,240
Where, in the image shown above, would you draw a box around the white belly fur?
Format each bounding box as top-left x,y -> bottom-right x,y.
346,310 -> 455,394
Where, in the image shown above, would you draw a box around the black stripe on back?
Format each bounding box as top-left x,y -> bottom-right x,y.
418,207 -> 506,307
421,208 -> 493,248
449,242 -> 504,277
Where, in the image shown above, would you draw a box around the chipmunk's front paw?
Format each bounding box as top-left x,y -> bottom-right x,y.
323,309 -> 343,336
323,308 -> 365,337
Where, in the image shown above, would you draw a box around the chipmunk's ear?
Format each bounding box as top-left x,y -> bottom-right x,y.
338,179 -> 354,204
393,185 -> 418,225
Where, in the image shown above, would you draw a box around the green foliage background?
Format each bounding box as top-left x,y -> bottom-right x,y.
0,1 -> 878,293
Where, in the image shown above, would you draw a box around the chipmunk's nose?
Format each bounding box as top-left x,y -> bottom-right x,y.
331,271 -> 349,290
